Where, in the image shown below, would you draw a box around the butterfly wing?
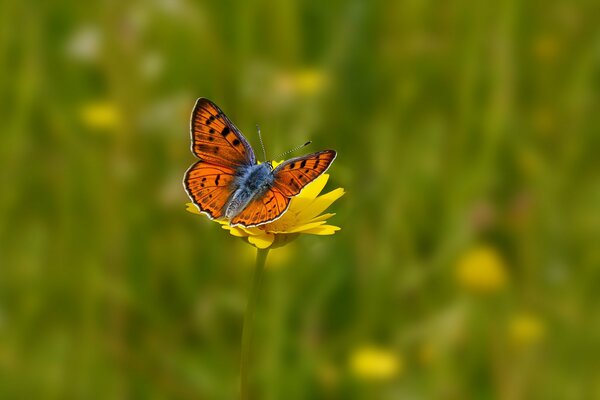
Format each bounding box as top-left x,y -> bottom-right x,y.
184,160 -> 237,220
190,98 -> 256,167
272,150 -> 337,196
230,187 -> 290,227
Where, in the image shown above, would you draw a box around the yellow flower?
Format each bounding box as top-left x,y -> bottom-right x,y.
349,345 -> 403,381
80,101 -> 121,130
186,166 -> 344,249
509,313 -> 545,347
294,68 -> 328,96
273,67 -> 328,99
455,245 -> 508,293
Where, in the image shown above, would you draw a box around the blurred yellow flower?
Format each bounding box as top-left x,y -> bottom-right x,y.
455,245 -> 508,293
274,67 -> 328,99
186,166 -> 344,249
80,101 -> 121,130
349,345 -> 403,381
509,313 -> 545,347
294,68 -> 328,95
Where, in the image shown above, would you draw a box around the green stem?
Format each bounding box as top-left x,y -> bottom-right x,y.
240,247 -> 269,400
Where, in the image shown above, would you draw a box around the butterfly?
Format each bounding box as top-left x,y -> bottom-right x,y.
184,98 -> 337,228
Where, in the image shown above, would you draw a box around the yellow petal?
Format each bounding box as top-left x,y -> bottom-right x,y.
287,221 -> 327,233
248,233 -> 275,249
300,225 -> 341,235
222,225 -> 248,237
297,188 -> 345,221
288,194 -> 314,214
239,226 -> 265,236
186,203 -> 201,215
309,213 -> 336,223
287,175 -> 330,212
299,174 -> 329,199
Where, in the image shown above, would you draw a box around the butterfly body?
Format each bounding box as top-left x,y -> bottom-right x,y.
226,163 -> 274,219
184,98 -> 336,227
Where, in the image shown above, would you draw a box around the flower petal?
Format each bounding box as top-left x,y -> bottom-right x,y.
297,188 -> 345,221
300,225 -> 341,235
308,213 -> 336,223
299,174 -> 329,199
286,175 -> 330,213
222,225 -> 248,237
248,233 -> 275,249
186,202 -> 201,215
287,221 -> 327,233
238,226 -> 264,236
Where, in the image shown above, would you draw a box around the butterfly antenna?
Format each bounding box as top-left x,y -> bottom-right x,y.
276,141 -> 312,160
256,124 -> 267,161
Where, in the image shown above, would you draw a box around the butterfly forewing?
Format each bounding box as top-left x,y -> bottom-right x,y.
191,98 -> 256,167
184,160 -> 237,219
272,150 -> 337,197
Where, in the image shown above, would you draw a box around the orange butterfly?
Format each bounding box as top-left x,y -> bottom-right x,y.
184,98 -> 337,227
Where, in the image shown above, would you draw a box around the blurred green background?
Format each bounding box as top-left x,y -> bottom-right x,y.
1,0 -> 599,398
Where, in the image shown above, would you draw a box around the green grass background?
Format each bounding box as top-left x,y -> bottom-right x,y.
1,0 -> 599,398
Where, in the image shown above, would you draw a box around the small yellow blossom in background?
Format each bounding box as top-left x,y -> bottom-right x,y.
186,165 -> 344,249
274,67 -> 329,99
455,245 -> 508,293
349,345 -> 403,381
509,313 -> 545,347
294,68 -> 328,96
80,101 -> 121,130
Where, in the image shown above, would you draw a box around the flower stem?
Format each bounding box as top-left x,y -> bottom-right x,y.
240,247 -> 269,400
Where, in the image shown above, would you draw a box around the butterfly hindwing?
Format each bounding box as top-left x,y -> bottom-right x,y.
230,188 -> 290,227
191,98 -> 256,167
272,150 -> 337,196
184,160 -> 237,219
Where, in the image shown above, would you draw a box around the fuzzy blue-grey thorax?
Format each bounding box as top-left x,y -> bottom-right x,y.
224,162 -> 275,218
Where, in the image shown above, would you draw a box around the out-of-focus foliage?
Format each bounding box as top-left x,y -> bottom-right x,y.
0,0 -> 598,398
